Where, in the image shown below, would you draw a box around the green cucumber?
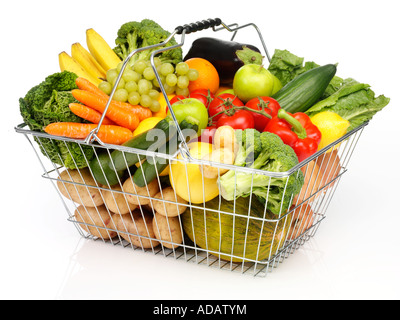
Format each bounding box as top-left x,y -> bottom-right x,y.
132,119 -> 199,188
272,64 -> 337,113
89,150 -> 125,186
132,142 -> 174,188
109,116 -> 177,172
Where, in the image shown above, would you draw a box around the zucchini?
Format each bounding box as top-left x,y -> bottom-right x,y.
109,116 -> 177,172
132,119 -> 199,188
272,64 -> 337,113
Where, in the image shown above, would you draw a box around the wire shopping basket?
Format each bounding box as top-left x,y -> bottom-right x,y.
15,18 -> 368,277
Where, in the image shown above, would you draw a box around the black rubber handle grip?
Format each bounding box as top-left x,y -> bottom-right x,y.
175,18 -> 222,35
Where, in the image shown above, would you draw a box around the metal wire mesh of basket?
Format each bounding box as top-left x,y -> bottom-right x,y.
15,18 -> 368,277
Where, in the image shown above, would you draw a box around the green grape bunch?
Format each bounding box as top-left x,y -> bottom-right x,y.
98,58 -> 199,113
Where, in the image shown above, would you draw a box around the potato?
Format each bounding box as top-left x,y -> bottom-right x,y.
201,148 -> 235,179
213,126 -> 239,155
151,187 -> 188,217
122,178 -> 160,206
112,211 -> 159,249
293,160 -> 322,204
74,205 -> 117,240
288,203 -> 314,240
57,169 -> 103,207
316,149 -> 341,188
101,184 -> 137,215
152,212 -> 183,249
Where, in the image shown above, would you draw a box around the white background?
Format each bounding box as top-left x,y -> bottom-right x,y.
1,0 -> 399,300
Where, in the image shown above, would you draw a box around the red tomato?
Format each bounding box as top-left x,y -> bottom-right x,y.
216,109 -> 254,130
208,93 -> 244,122
245,97 -> 281,132
169,95 -> 187,105
189,89 -> 215,109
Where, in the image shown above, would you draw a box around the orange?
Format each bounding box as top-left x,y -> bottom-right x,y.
186,58 -> 220,94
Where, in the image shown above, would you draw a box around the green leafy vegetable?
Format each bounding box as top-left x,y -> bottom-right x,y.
306,78 -> 390,131
267,49 -> 305,86
19,71 -> 94,169
268,49 -> 343,98
113,19 -> 182,67
268,49 -> 390,131
218,129 -> 304,216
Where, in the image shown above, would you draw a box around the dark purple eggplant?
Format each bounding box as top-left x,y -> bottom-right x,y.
183,37 -> 264,85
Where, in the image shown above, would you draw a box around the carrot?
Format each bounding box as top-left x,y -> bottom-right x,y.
44,122 -> 133,145
75,77 -> 108,98
75,78 -> 152,121
113,99 -> 153,122
71,89 -> 140,131
69,103 -> 116,125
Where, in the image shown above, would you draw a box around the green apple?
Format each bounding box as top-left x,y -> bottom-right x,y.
233,64 -> 275,103
167,98 -> 208,135
271,73 -> 283,95
217,89 -> 235,96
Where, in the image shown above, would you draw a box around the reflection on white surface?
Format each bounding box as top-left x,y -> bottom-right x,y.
55,235 -> 330,300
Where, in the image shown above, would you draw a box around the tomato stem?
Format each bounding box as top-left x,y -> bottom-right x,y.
208,95 -> 273,124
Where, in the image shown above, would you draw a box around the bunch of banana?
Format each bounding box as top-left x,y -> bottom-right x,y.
59,29 -> 121,86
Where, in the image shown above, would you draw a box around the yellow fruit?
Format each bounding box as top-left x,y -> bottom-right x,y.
86,28 -> 121,71
58,51 -> 101,85
310,111 -> 350,151
71,42 -> 106,80
153,94 -> 175,118
169,142 -> 219,204
133,117 -> 164,137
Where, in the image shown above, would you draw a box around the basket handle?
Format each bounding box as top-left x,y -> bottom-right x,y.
84,21 -> 223,148
175,18 -> 222,35
85,18 -> 268,163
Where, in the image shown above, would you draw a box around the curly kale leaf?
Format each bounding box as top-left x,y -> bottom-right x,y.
19,71 -> 94,169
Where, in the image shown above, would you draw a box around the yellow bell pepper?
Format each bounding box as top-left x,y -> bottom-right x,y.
153,94 -> 176,118
133,117 -> 164,137
169,142 -> 219,204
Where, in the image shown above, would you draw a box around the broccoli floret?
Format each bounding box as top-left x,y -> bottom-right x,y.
113,19 -> 182,67
114,21 -> 141,60
255,143 -> 304,214
218,131 -> 304,216
19,71 -> 94,169
260,131 -> 286,153
234,129 -> 262,166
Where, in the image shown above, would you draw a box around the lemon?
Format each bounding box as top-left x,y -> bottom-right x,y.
169,142 -> 219,204
310,111 -> 350,151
